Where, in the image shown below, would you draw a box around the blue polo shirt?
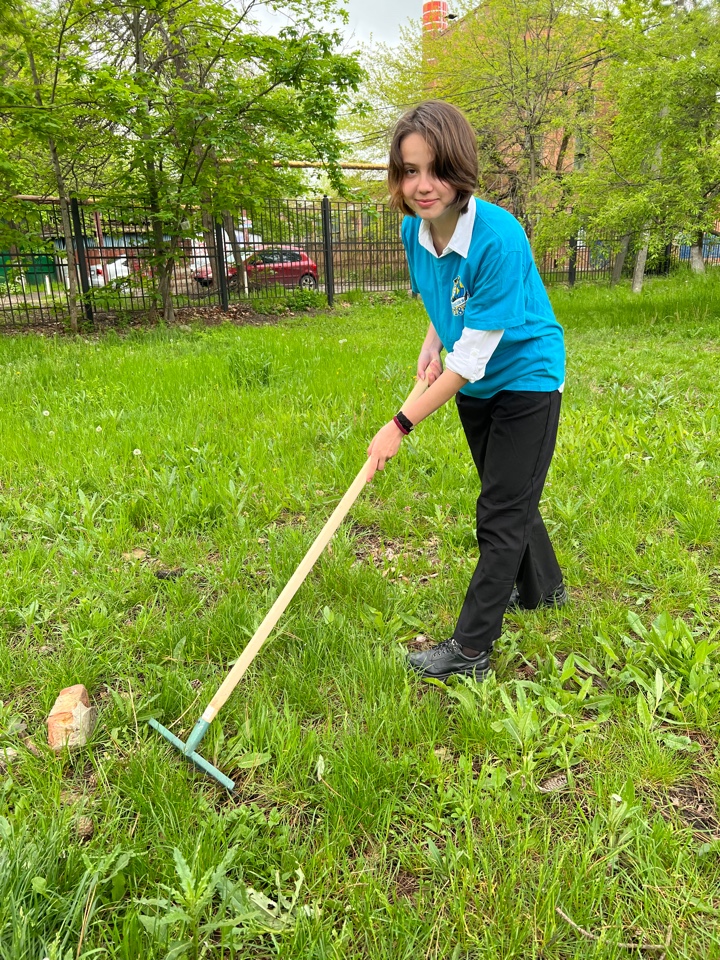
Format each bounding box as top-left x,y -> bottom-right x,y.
402,197 -> 565,398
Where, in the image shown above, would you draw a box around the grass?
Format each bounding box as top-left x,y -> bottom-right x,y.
1,273 -> 720,958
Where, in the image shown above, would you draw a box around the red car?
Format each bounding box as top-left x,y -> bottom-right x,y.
193,246 -> 318,291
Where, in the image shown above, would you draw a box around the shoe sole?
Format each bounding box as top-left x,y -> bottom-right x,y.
507,588 -> 568,613
408,662 -> 490,682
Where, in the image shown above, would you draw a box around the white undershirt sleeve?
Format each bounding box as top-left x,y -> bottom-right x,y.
444,328 -> 504,383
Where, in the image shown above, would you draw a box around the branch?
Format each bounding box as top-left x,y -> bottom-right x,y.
555,907 -> 671,956
52,0 -> 77,104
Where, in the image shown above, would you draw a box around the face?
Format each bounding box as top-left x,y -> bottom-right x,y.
400,132 -> 458,225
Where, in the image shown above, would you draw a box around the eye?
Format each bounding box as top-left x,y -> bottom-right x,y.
404,167 -> 417,176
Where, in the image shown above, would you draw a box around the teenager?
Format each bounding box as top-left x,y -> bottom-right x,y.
366,100 -> 567,681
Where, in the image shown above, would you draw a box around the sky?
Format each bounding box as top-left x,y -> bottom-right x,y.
253,0 -> 420,50
345,0 -> 419,46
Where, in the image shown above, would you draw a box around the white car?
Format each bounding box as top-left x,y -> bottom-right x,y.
88,263 -> 105,287
106,257 -> 131,282
88,258 -> 132,287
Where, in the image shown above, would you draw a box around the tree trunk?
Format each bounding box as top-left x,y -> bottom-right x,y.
202,210 -> 218,294
25,44 -> 79,333
611,234 -> 631,285
632,107 -> 668,295
689,229 -> 705,274
56,189 -> 80,333
525,130 -> 537,248
632,236 -> 649,294
222,212 -> 248,296
132,11 -> 174,323
157,256 -> 175,323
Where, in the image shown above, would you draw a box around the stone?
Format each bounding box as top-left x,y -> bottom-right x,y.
0,747 -> 19,769
537,773 -> 569,794
21,736 -> 41,757
76,817 -> 95,842
47,684 -> 97,752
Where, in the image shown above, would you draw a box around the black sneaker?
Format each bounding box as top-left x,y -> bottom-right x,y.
407,638 -> 491,681
507,583 -> 568,613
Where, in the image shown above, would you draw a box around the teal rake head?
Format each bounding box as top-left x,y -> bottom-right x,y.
148,718 -> 234,791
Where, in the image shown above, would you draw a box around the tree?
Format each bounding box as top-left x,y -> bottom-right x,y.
0,0 -> 363,322
80,0 -> 364,318
345,0 -> 609,248
572,0 -> 720,290
428,0 -> 610,246
0,0 -> 103,330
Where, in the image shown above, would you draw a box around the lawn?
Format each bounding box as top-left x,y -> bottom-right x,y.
1,274 -> 720,959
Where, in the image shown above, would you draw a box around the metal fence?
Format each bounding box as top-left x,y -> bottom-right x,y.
0,195 -> 718,329
0,197 -> 411,328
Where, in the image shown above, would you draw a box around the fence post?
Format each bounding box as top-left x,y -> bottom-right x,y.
567,235 -> 578,288
214,223 -> 229,312
70,198 -> 94,324
321,195 -> 335,306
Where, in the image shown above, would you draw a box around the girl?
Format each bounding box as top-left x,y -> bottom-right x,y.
366,100 -> 566,681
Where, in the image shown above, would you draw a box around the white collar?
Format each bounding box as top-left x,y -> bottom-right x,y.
418,197 -> 476,259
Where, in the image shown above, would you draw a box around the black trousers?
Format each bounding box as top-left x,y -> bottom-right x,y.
453,389 -> 563,654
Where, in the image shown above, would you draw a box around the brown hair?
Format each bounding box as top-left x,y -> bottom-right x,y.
387,100 -> 478,216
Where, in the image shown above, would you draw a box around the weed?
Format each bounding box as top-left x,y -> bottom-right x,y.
284,288 -> 325,312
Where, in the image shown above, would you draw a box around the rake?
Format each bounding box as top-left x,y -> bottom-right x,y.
149,377 -> 428,789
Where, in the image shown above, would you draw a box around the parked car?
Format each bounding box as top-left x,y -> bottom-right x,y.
192,246 -> 318,291
88,263 -> 105,287
87,257 -> 137,287
106,257 -> 133,281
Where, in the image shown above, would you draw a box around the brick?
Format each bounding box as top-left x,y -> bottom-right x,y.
47,684 -> 97,752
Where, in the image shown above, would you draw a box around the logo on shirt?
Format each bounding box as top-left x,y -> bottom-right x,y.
451,276 -> 467,316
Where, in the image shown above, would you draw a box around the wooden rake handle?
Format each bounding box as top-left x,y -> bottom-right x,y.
200,377 -> 429,722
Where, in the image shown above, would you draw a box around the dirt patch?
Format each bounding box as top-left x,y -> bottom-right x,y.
350,525 -> 441,585
0,302 -> 292,339
405,634 -> 435,652
122,603 -> 146,627
685,730 -> 717,761
649,775 -> 720,839
120,550 -> 221,600
61,763 -> 99,805
534,766 -> 595,818
271,509 -> 309,528
391,868 -> 420,904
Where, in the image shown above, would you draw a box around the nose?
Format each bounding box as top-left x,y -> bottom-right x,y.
417,170 -> 434,193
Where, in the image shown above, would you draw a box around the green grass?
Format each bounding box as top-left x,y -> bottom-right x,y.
1,273 -> 720,958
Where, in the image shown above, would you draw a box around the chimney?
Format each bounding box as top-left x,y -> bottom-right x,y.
422,0 -> 448,33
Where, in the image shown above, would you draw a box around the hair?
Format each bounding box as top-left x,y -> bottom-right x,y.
387,100 -> 478,217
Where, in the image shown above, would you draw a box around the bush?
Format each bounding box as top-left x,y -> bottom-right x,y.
283,287 -> 326,311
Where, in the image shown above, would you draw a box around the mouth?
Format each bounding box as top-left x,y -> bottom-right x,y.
415,199 -> 439,209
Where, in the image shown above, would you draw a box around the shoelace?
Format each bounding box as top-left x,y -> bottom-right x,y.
429,638 -> 460,660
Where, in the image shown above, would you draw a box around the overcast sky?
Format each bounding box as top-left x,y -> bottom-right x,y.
345,0 -> 420,46
253,0 -> 421,49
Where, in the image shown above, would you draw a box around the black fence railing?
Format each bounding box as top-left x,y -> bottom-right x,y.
0,196 -> 718,328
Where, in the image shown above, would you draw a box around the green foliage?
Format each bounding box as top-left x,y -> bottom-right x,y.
597,611 -> 720,729
283,287 -> 326,312
227,349 -> 275,389
569,1 -> 720,247
136,847 -> 308,957
338,287 -> 366,304
0,0 -> 364,322
1,0 -> 363,204
347,0 -> 720,253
